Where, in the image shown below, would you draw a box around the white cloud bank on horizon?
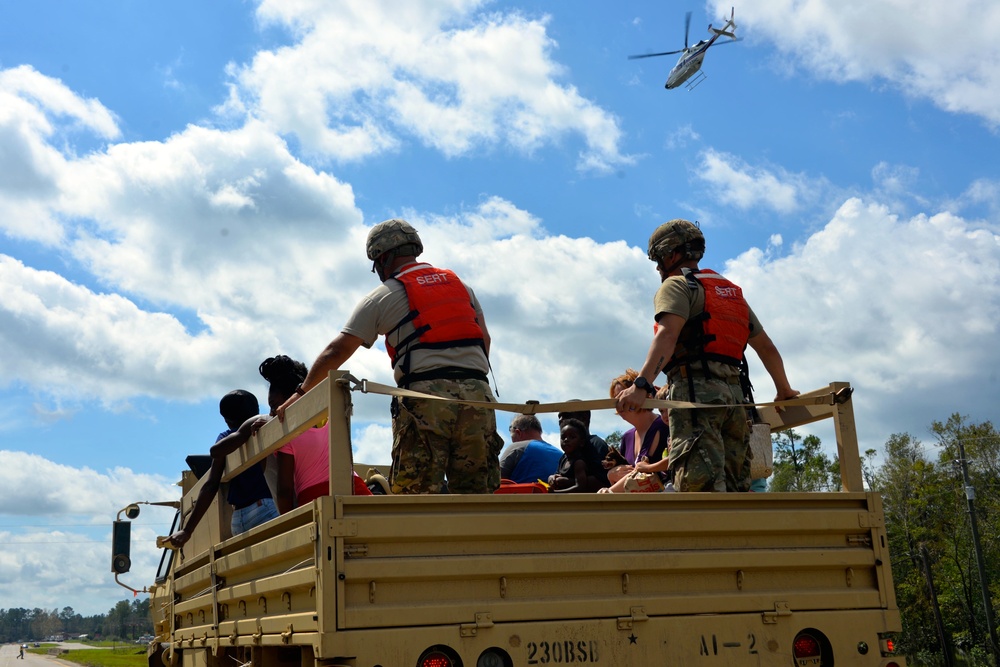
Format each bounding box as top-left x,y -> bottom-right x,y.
0,450 -> 177,615
713,0 -> 1000,126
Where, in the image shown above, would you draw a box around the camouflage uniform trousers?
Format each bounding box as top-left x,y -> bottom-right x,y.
390,377 -> 504,494
666,375 -> 750,492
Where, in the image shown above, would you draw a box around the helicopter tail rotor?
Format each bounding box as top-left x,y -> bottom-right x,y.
709,7 -> 737,39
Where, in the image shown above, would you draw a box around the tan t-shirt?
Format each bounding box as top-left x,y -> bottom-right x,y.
653,270 -> 762,379
342,263 -> 489,383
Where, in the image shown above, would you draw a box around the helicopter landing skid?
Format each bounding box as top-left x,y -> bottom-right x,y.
686,71 -> 707,90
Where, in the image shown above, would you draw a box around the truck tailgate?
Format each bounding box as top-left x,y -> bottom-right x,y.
330,491 -> 895,630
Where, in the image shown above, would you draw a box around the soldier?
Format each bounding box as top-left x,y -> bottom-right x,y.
277,219 -> 502,494
615,219 -> 798,492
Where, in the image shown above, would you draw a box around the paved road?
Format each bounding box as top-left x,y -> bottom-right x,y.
1,642 -> 103,667
1,644 -> 47,667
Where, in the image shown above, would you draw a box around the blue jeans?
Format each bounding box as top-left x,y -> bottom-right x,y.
231,497 -> 279,535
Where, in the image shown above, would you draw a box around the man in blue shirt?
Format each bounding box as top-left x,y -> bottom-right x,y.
500,415 -> 562,484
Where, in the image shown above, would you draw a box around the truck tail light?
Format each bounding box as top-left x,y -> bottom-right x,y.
417,645 -> 461,667
792,631 -> 822,663
419,652 -> 452,667
419,651 -> 454,667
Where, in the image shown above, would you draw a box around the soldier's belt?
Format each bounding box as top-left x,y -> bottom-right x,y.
669,369 -> 741,384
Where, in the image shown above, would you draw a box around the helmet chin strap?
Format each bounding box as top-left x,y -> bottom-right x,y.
658,251 -> 687,278
373,254 -> 392,281
374,249 -> 421,281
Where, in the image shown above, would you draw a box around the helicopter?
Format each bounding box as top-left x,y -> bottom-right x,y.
629,7 -> 739,90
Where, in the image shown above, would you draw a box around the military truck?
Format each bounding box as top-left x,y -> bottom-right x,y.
112,373 -> 905,667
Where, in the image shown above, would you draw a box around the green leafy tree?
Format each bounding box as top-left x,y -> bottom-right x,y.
868,416 -> 1000,665
31,608 -> 61,641
59,606 -> 82,636
605,430 -> 623,452
769,429 -> 838,492
929,415 -> 1000,664
0,607 -> 31,642
106,600 -> 132,639
870,432 -> 955,661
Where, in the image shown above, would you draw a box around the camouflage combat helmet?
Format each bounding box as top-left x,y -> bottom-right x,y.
647,219 -> 704,262
366,218 -> 424,261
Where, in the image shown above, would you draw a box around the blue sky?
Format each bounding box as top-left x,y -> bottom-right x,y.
1,0 -> 999,615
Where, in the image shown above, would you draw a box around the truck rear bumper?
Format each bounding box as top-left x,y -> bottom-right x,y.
315,608 -> 904,666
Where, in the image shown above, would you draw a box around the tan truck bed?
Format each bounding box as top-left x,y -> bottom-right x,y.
145,378 -> 903,667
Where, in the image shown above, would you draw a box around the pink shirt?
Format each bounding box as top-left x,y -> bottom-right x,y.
278,424 -> 330,496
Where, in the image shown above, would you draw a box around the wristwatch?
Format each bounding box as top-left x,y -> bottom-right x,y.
634,376 -> 656,395
294,384 -> 306,397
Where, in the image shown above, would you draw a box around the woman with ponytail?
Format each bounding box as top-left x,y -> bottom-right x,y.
259,355 -> 371,512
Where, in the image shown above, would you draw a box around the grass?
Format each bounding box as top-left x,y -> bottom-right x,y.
38,647 -> 148,667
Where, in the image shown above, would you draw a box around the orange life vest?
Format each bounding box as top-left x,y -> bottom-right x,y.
666,268 -> 750,371
385,264 -> 486,376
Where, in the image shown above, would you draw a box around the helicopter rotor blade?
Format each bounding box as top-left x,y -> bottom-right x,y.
711,37 -> 743,47
628,49 -> 685,59
684,11 -> 691,49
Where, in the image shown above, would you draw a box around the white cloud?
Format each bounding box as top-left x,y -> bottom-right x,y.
0,66 -> 119,244
0,65 -> 120,139
711,0 -> 1000,126
0,450 -> 178,614
872,161 -> 920,196
697,148 -> 810,213
63,121 -> 363,321
0,527 -> 153,615
952,177 -> 1000,220
0,88 -> 654,419
227,0 -> 631,171
0,255 -> 268,401
725,197 -> 1000,448
353,422 -> 393,466
0,450 -> 175,516
665,124 -> 700,150
0,68 -> 375,401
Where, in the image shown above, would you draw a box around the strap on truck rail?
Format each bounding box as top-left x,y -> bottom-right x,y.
339,374 -> 852,416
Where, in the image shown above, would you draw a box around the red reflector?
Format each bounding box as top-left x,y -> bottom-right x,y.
420,653 -> 452,667
886,663 -> 900,667
885,638 -> 895,653
793,634 -> 821,659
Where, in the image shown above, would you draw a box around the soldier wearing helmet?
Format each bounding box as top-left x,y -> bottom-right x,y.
277,218 -> 503,495
616,219 -> 798,492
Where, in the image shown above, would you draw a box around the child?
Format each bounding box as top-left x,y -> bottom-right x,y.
548,418 -> 608,493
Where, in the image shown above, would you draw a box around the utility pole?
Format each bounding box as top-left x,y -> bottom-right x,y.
920,544 -> 954,667
956,439 -> 1000,667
